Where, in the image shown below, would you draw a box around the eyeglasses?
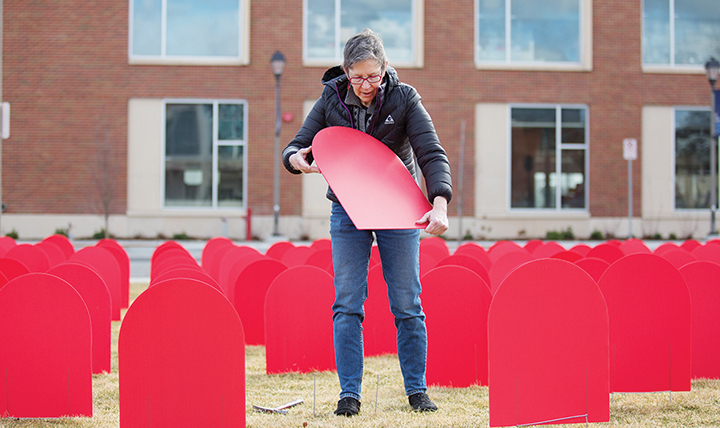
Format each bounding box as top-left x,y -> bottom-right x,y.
348,74 -> 383,85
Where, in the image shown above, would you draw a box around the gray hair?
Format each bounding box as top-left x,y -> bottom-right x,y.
343,28 -> 387,73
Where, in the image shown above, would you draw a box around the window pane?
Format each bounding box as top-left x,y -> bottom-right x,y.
561,149 -> 585,208
218,145 -> 244,207
341,0 -> 413,63
166,0 -> 239,57
511,108 -> 557,208
561,108 -> 585,144
675,0 -> 720,65
132,0 -> 162,55
510,0 -> 579,62
477,0 -> 506,61
676,110 -> 712,209
219,104 -> 244,140
165,104 -> 213,207
307,0 -> 336,60
642,0 -> 670,64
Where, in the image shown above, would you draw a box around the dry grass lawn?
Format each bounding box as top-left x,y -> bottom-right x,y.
2,280 -> 720,427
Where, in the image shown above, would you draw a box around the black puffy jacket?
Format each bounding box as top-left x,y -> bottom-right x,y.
282,65 -> 452,205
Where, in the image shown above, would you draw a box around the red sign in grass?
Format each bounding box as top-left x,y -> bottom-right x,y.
597,254 -> 691,393
264,266 -> 335,374
48,262 -> 112,374
423,265 -> 492,388
119,278 -> 245,427
679,261 -> 720,380
488,259 -> 609,427
0,273 -> 92,417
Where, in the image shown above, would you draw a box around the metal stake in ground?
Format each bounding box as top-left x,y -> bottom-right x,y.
375,374 -> 379,415
313,372 -> 317,416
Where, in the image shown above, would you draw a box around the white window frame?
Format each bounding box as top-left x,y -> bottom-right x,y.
128,0 -> 251,66
161,99 -> 249,211
641,0 -> 713,75
302,0 -> 425,68
507,104 -> 590,212
474,0 -> 593,71
672,106 -> 717,211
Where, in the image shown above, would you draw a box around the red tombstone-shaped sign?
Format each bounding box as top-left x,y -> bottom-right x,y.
619,238 -> 651,255
488,250 -> 533,294
223,252 -> 266,301
679,261 -> 720,379
151,267 -> 221,292
586,243 -> 624,264
0,273 -> 93,417
233,258 -> 288,346
423,265 -> 492,387
364,264 -> 398,357
97,239 -> 131,309
70,246 -> 123,321
42,234 -> 75,259
312,126 -> 432,229
574,257 -> 611,283
265,266 -> 335,374
691,243 -> 720,265
48,262 -> 113,374
436,254 -> 490,286
4,243 -> 50,273
488,259 -> 609,427
305,249 -> 334,275
0,235 -> 17,257
281,245 -> 317,267
659,248 -> 696,270
119,278 -> 246,427
531,241 -> 565,259
201,237 -> 233,270
454,242 -> 492,272
0,257 -> 30,282
597,253 -> 691,393
265,240 -> 295,261
216,245 -> 261,295
488,240 -> 524,263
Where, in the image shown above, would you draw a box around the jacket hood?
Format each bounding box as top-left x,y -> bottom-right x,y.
322,64 -> 400,88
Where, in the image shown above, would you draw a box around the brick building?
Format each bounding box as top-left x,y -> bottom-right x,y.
2,0 -> 718,240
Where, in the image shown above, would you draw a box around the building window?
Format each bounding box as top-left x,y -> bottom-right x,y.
164,101 -> 247,209
510,106 -> 588,210
130,0 -> 245,63
304,0 -> 418,66
476,0 -> 581,65
643,0 -> 720,67
675,108 -> 713,209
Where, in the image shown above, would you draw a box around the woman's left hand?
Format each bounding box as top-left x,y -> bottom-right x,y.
417,196 -> 449,236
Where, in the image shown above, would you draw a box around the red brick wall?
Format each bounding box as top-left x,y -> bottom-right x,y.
2,0 -> 711,217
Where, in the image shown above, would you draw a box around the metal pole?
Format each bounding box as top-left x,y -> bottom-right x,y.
0,0 -> 4,234
710,85 -> 717,235
273,73 -> 281,236
457,120 -> 465,242
628,159 -> 633,238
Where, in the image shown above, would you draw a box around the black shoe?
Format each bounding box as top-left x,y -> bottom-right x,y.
408,392 -> 438,412
334,396 -> 361,416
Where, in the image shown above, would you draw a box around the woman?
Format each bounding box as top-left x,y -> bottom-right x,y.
283,28 -> 452,416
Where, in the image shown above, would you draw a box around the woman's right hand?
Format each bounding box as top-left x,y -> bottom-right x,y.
290,146 -> 320,174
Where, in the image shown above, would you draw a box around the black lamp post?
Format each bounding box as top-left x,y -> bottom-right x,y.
705,57 -> 719,236
271,51 -> 286,236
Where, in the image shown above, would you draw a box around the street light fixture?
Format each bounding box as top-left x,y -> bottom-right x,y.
271,51 -> 286,236
705,57 -> 719,236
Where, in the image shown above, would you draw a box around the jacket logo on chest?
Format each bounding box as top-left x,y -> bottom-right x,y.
384,115 -> 395,125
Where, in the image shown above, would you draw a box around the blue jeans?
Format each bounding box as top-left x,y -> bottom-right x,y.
329,202 -> 427,400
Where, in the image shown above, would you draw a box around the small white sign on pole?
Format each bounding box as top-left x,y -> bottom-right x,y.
623,138 -> 637,161
1,102 -> 9,140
